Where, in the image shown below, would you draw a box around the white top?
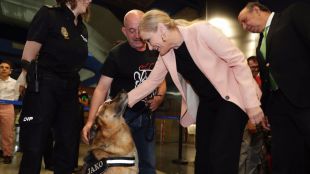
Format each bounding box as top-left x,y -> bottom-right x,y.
0,77 -> 19,101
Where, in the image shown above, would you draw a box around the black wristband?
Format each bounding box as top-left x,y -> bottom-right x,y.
21,59 -> 31,71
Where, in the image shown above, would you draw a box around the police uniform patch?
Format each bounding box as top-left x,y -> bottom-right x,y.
61,27 -> 70,39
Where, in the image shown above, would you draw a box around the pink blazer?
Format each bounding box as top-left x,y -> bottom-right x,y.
128,22 -> 261,127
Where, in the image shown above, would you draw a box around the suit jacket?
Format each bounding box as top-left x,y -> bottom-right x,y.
257,2 -> 310,108
128,22 -> 261,127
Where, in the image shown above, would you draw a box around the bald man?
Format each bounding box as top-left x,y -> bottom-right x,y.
82,10 -> 166,174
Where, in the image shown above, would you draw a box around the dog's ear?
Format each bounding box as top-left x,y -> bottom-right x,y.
115,105 -> 125,117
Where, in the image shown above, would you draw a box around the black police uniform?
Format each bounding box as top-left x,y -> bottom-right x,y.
19,5 -> 88,174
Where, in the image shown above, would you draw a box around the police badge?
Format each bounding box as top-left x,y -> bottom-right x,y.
61,27 -> 70,39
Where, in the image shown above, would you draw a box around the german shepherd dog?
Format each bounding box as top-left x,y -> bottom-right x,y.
79,92 -> 138,174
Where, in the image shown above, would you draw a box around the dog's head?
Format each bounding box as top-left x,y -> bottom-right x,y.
96,91 -> 128,130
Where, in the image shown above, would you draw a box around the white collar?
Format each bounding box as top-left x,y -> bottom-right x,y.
0,77 -> 13,82
265,12 -> 275,29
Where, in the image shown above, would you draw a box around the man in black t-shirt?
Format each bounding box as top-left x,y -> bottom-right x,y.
82,10 -> 166,174
102,41 -> 160,112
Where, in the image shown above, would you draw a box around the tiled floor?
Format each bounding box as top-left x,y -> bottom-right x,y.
0,142 -> 195,174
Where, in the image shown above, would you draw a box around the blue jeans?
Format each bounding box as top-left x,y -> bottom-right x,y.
124,109 -> 156,174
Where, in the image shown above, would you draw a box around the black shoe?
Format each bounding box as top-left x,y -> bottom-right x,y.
3,156 -> 12,164
0,150 -> 3,158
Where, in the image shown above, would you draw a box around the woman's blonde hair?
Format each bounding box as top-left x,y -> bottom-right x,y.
139,9 -> 190,32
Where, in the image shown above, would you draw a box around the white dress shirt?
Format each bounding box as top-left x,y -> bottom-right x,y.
0,77 -> 19,101
265,12 -> 275,32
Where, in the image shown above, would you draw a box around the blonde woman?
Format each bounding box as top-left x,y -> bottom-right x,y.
128,9 -> 266,174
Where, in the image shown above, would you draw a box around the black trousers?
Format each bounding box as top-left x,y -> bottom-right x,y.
266,90 -> 310,174
73,105 -> 85,168
195,98 -> 247,174
19,74 -> 81,174
43,129 -> 54,168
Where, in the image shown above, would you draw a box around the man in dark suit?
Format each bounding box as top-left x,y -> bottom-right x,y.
238,2 -> 310,174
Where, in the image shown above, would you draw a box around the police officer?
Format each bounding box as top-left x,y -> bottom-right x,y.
17,0 -> 91,173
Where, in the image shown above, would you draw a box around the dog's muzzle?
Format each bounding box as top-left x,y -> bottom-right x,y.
81,152 -> 135,174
